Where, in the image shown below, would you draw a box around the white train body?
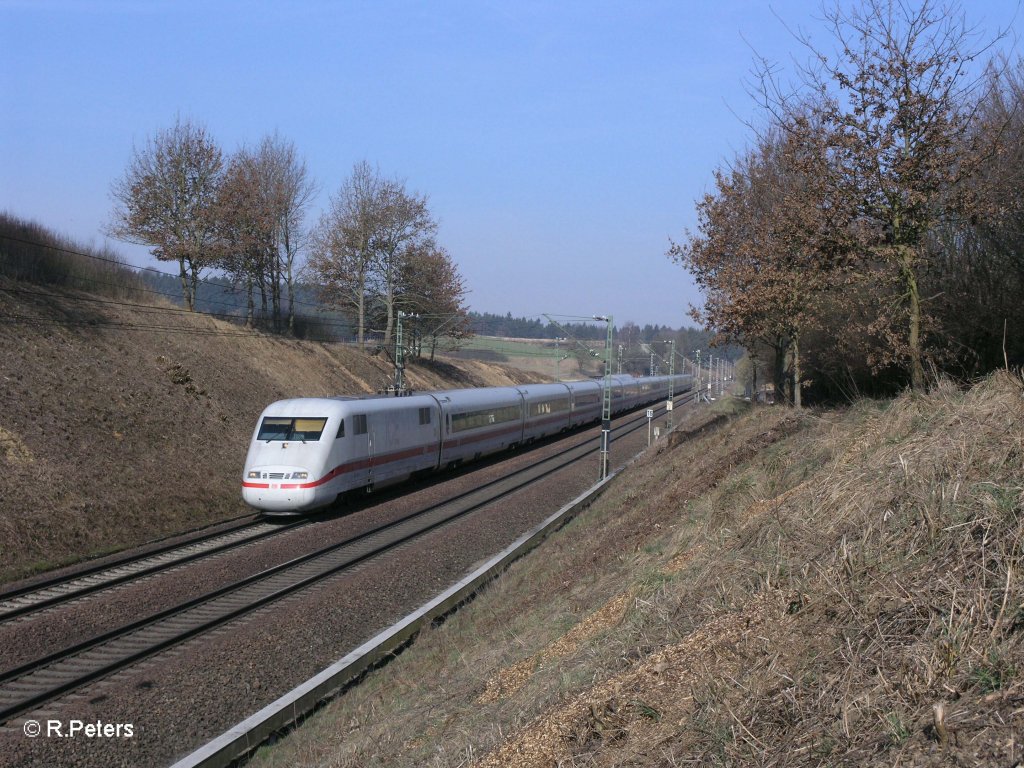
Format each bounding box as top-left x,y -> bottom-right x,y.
242,374 -> 692,513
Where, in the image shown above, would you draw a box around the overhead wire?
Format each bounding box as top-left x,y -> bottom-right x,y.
0,313 -> 274,338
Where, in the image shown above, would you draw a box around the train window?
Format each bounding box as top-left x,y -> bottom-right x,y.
418,407 -> 431,425
450,404 -> 522,433
258,418 -> 291,441
530,398 -> 569,417
292,418 -> 328,441
336,419 -> 345,439
257,417 -> 328,442
353,414 -> 367,435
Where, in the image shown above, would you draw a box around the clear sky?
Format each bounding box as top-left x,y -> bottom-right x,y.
1,1 -> 1019,328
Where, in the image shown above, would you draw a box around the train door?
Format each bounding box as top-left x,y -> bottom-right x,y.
369,409 -> 400,485
367,413 -> 380,487
351,413 -> 371,489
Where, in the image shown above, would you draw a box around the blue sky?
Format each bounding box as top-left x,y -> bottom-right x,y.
2,1 -> 1019,327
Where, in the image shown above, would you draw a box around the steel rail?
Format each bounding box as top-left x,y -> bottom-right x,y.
0,512 -> 260,604
0,518 -> 307,623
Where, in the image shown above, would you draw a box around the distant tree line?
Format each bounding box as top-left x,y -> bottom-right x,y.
107,123 -> 471,349
468,312 -> 703,345
671,0 -> 1024,404
469,312 -> 620,340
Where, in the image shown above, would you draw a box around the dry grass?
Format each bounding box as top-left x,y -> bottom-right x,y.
477,591 -> 635,705
250,372 -> 1024,767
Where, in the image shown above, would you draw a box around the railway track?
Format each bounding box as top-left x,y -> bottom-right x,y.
0,393 -> 692,725
0,517 -> 306,623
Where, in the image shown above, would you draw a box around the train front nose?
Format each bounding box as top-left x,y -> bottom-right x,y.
242,468 -> 320,512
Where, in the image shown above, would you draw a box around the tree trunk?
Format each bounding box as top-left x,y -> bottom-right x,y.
357,291 -> 365,351
286,261 -> 295,336
178,257 -> 192,311
271,251 -> 281,333
792,335 -> 802,408
773,337 -> 788,405
382,300 -> 394,347
245,275 -> 254,328
903,248 -> 925,391
188,261 -> 199,312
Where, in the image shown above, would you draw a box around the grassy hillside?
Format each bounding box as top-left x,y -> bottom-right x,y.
253,373 -> 1024,767
0,275 -> 542,582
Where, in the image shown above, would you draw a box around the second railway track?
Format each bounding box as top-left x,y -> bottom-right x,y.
0,517 -> 306,623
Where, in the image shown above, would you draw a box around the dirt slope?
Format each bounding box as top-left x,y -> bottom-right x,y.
0,279 -> 542,582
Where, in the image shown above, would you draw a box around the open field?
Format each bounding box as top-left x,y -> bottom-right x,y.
448,336 -> 605,379
252,373 -> 1024,767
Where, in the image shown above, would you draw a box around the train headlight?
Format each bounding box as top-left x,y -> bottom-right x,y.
290,471 -> 308,480
247,470 -> 261,479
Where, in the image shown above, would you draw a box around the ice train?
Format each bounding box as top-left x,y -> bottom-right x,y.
241,374 -> 692,513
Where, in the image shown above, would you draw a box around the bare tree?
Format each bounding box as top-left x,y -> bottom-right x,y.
935,58 -> 1024,372
790,0 -> 1000,389
367,179 -> 436,347
108,118 -> 223,310
671,116 -> 849,406
307,161 -> 382,349
307,162 -> 438,349
216,135 -> 316,332
399,245 -> 473,360
257,134 -> 316,335
215,147 -> 275,327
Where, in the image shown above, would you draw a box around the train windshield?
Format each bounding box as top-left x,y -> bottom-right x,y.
257,417 -> 328,442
